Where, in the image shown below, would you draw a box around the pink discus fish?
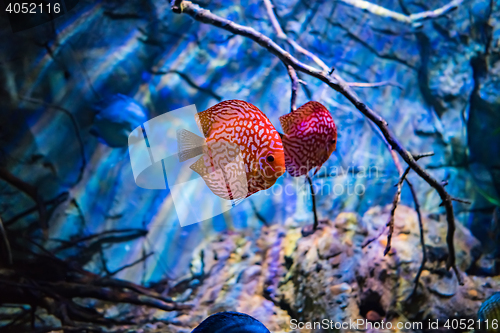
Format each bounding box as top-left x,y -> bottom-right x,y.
279,101 -> 337,177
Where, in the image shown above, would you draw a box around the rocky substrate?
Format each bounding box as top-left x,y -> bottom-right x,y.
55,205 -> 498,333
134,205 -> 498,333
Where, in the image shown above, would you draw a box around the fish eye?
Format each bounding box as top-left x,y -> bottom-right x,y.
331,139 -> 336,144
267,155 -> 275,162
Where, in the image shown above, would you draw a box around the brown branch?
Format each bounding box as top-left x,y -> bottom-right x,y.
306,175 -> 319,230
347,80 -> 404,89
384,166 -> 411,255
52,228 -> 148,253
0,215 -> 12,265
19,97 -> 87,184
249,199 -> 269,226
4,192 -> 68,228
0,168 -> 48,234
384,153 -> 434,255
171,1 -> 465,284
327,19 -> 417,70
104,252 -> 154,278
286,65 -> 299,112
405,178 -> 427,299
262,0 -> 331,72
262,0 -> 287,39
337,0 -> 464,26
149,69 -> 222,101
40,281 -> 186,311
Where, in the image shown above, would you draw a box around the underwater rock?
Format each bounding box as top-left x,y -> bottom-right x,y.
152,204 -> 499,332
428,276 -> 458,297
91,94 -> 148,148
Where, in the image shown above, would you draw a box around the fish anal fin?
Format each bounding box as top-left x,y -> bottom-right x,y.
177,129 -> 206,162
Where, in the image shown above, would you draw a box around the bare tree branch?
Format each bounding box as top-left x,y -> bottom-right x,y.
385,166 -> 411,255
305,175 -> 319,230
0,168 -> 48,234
0,215 -> 12,265
337,0 -> 464,26
384,153 -> 433,255
150,69 -> 222,101
104,252 -> 154,278
262,0 -> 331,72
405,178 -> 427,299
347,80 -> 404,89
286,65 -> 299,112
19,97 -> 87,184
171,1 -> 465,283
249,199 -> 269,226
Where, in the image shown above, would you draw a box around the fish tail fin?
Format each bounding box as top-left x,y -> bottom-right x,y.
177,129 -> 206,162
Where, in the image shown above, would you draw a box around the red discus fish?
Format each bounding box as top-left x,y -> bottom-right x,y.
279,101 -> 337,177
177,100 -> 286,201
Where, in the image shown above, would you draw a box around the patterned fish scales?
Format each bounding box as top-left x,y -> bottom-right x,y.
279,101 -> 337,177
192,100 -> 285,200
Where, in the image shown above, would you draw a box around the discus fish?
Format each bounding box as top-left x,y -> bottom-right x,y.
91,94 -> 148,148
279,101 -> 337,177
177,100 -> 286,201
192,311 -> 270,333
478,292 -> 500,332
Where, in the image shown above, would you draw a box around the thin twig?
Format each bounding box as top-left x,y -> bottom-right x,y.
149,69 -> 222,101
286,65 -> 299,112
384,166 -> 411,255
384,153 -> 433,255
262,0 -> 287,39
0,168 -> 48,233
0,215 -> 12,265
52,228 -> 148,252
347,80 -> 404,89
305,175 -> 318,230
19,97 -> 87,184
249,199 -> 269,226
104,252 -> 154,278
4,192 -> 68,227
405,178 -> 427,300
172,1 -> 465,283
262,0 -> 331,72
337,0 -> 464,26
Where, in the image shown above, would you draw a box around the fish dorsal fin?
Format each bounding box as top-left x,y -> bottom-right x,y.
177,129 -> 206,162
195,110 -> 213,138
279,112 -> 297,134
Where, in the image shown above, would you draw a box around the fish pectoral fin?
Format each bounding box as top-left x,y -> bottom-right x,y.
177,129 -> 206,162
189,156 -> 210,177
